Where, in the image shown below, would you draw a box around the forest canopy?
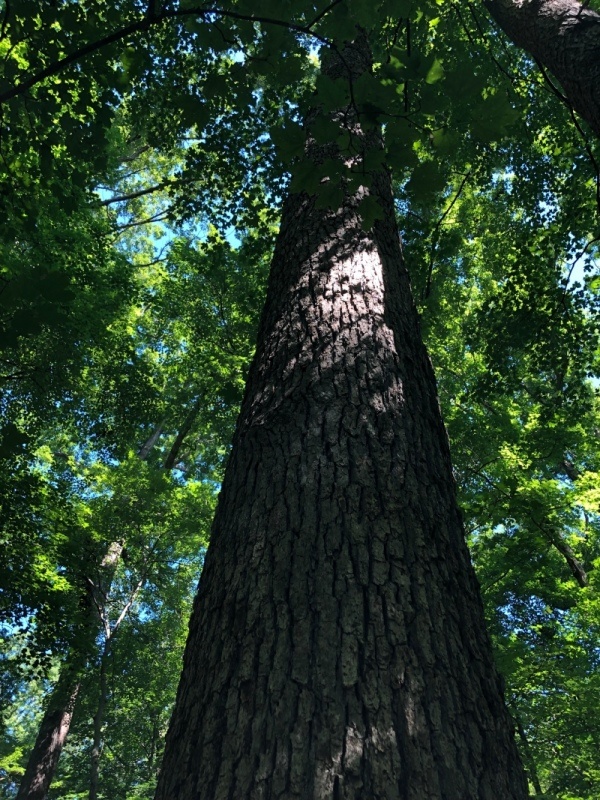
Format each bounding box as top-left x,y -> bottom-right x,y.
1,0 -> 600,798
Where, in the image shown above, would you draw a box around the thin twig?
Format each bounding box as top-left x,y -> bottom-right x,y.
111,208 -> 174,235
533,59 -> 600,211
567,106 -> 600,214
467,2 -> 518,88
308,0 -> 344,30
424,170 -> 472,299
562,235 -> 600,292
533,57 -> 570,105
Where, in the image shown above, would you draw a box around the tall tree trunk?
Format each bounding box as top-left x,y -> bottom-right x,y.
147,713 -> 160,782
137,419 -> 166,461
89,643 -> 110,800
513,710 -> 544,795
155,38 -> 528,800
484,0 -> 600,137
16,676 -> 80,800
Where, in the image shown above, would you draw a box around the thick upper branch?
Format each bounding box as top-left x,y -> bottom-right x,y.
484,0 -> 600,137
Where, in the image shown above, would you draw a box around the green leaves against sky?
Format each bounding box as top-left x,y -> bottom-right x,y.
1,0 -> 600,797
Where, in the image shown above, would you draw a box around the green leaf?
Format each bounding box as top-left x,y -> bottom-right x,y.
425,58 -> 444,85
318,3 -> 359,41
431,128 -> 461,155
203,73 -> 229,100
362,148 -> 386,172
349,0 -> 376,27
314,180 -> 344,210
379,0 -> 414,16
290,160 -> 322,194
384,120 -> 421,172
185,20 -> 232,51
179,95 -> 211,130
470,92 -> 520,142
315,74 -> 350,111
271,122 -> 305,161
406,160 -> 447,202
310,115 -> 343,145
358,194 -> 384,230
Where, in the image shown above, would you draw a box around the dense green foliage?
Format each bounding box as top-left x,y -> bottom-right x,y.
1,0 -> 599,797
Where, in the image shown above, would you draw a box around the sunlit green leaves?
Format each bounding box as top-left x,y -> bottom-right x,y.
425,57 -> 444,85
405,152 -> 600,796
1,1 -> 600,797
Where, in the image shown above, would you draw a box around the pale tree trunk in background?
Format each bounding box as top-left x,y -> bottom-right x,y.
16,418 -> 176,800
484,0 -> 600,137
84,405 -> 203,797
137,418 -> 165,461
155,37 -> 528,800
15,675 -> 80,800
86,412 -> 199,799
86,562 -> 146,800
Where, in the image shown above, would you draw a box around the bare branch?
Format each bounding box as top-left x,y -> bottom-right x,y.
111,574 -> 146,635
424,169 -> 472,299
99,181 -> 170,206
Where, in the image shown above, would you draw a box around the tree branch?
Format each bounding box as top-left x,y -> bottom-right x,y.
86,576 -> 111,640
0,6 -> 333,107
111,208 -> 174,235
164,396 -> 202,471
0,16 -> 153,105
99,181 -> 174,206
137,418 -> 166,461
308,0 -> 344,30
111,574 -> 146,635
465,465 -> 589,588
424,169 -> 472,299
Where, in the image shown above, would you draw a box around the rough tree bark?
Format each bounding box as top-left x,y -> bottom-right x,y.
15,674 -> 80,800
154,37 -> 529,800
484,0 -> 600,137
